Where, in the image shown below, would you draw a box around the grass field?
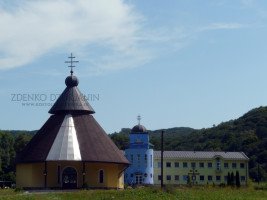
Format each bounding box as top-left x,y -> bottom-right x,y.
0,184 -> 266,200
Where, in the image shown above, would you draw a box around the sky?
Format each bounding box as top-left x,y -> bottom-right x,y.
1,0 -> 267,133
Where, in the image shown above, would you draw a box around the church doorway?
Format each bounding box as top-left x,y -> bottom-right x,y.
135,174 -> 143,184
62,167 -> 77,189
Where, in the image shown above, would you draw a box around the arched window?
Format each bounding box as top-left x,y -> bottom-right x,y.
99,169 -> 104,183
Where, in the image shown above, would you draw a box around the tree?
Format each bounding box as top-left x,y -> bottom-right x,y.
236,171 -> 241,187
187,175 -> 191,185
230,172 -> 235,186
227,172 -> 231,186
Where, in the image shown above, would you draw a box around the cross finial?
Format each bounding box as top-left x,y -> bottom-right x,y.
137,115 -> 141,125
65,53 -> 79,75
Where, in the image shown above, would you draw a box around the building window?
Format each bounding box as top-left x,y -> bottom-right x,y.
137,154 -> 140,161
99,170 -> 104,183
183,162 -> 188,168
183,175 -> 188,181
199,162 -> 204,168
166,175 -> 171,181
216,158 -> 221,170
208,175 -> 212,181
175,162 -> 179,168
216,176 -> 221,181
208,162 -> 212,168
216,162 -> 221,170
224,163 -> 229,168
145,154 -> 147,161
241,176 -> 246,182
232,163 -> 237,169
175,175 -> 179,181
150,174 -> 152,178
158,175 -> 162,180
131,174 -> 133,177
191,162 -> 196,168
150,155 -> 153,167
158,162 -> 161,168
240,163 -> 245,168
199,175 -> 204,181
166,162 -> 171,168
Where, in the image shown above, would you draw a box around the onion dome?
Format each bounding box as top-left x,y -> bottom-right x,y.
131,115 -> 147,134
65,75 -> 79,87
131,124 -> 147,133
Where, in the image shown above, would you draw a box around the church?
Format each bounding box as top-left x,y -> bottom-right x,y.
15,54 -> 129,189
124,116 -> 154,185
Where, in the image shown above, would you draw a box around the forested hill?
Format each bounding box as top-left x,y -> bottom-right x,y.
110,106 -> 267,181
0,106 -> 267,182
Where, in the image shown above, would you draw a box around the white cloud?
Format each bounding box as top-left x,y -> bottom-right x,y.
198,22 -> 247,32
0,0 -> 147,72
0,1 -> 252,74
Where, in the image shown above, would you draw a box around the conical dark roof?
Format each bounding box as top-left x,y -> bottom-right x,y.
16,66 -> 129,165
49,75 -> 95,114
16,113 -> 129,164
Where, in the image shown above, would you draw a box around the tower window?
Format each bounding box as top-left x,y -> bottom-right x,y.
145,154 -> 147,160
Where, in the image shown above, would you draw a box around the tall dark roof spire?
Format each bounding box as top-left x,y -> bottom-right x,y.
49,54 -> 95,115
65,53 -> 79,76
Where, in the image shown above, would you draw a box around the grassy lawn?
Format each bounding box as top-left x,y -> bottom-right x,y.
0,185 -> 266,200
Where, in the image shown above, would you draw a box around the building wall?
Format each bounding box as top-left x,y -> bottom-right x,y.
16,163 -> 44,188
153,158 -> 248,185
16,161 -> 126,189
125,148 -> 154,184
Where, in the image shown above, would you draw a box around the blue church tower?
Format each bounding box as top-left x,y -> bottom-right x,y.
125,116 -> 154,185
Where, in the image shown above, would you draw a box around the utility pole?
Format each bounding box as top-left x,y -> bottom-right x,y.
161,130 -> 164,189
257,163 -> 260,185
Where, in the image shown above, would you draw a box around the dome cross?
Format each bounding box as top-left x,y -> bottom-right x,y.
65,53 -> 79,75
137,115 -> 141,125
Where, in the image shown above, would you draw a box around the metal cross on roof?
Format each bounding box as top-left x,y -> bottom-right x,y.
137,115 -> 141,125
65,53 -> 79,75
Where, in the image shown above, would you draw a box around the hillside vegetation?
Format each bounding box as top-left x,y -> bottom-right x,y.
0,107 -> 267,182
